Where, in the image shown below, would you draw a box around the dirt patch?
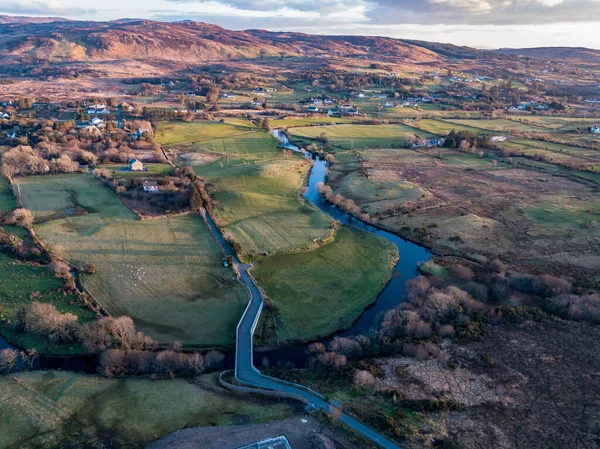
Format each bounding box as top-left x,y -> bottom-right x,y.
146,416 -> 365,449
177,151 -> 221,165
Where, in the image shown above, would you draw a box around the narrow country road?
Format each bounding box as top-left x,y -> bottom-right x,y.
201,210 -> 402,449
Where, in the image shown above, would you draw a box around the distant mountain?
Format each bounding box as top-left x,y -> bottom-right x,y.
0,19 -> 484,66
0,17 -> 592,74
0,15 -> 69,25
497,47 -> 600,61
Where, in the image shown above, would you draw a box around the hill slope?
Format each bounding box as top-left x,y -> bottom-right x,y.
497,46 -> 600,61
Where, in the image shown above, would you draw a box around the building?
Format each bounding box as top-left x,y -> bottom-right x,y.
128,158 -> 144,171
491,136 -> 508,142
591,126 -> 600,134
307,106 -> 319,113
143,181 -> 159,193
356,92 -> 365,98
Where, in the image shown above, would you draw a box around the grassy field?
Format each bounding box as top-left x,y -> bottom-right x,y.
0,176 -> 16,212
288,124 -> 439,150
0,371 -> 292,449
251,226 -> 398,342
0,252 -> 95,355
506,116 -> 600,131
196,158 -> 333,255
444,118 -> 546,133
97,164 -> 174,178
411,119 -> 502,136
16,175 -> 247,347
270,117 -> 355,128
155,121 -> 279,159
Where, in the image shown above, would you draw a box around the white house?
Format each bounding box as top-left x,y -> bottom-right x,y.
88,108 -> 111,115
491,136 -> 508,142
307,106 -> 319,113
377,94 -> 388,99
385,102 -> 395,107
591,126 -> 600,134
91,117 -> 103,126
143,181 -> 159,193
128,158 -> 144,171
356,92 -> 365,98
0,112 -> 9,119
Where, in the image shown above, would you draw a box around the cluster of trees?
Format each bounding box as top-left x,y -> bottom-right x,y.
13,302 -> 224,378
443,129 -> 494,150
0,118 -> 160,175
316,182 -> 377,225
100,347 -> 224,378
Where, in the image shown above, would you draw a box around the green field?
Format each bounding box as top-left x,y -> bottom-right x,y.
0,176 -> 16,213
97,164 -> 174,178
196,158 -> 333,255
270,117 -> 355,128
506,116 -> 599,131
288,124 -> 439,150
155,121 -> 279,159
411,119 -> 501,136
252,226 -> 398,342
0,252 -> 95,355
16,175 -> 247,346
444,118 -> 546,133
0,371 -> 292,449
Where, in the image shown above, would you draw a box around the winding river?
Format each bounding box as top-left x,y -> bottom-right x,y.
0,130 -> 431,370
254,131 -> 431,366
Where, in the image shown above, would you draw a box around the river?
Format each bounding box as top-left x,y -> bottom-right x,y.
0,130 -> 431,371
254,131 -> 431,366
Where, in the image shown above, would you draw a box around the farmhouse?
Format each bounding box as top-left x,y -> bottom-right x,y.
143,181 -> 159,193
128,158 -> 144,171
491,135 -> 508,142
591,125 -> 600,134
307,106 -> 319,112
0,112 -> 9,119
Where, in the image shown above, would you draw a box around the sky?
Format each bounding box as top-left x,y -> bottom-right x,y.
1,0 -> 599,49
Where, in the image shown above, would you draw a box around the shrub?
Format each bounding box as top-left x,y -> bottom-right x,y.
5,208 -> 33,228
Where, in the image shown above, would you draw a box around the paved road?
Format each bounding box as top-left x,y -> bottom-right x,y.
201,209 -> 401,449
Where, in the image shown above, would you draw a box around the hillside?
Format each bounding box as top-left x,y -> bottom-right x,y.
0,19 -> 483,66
498,46 -> 600,61
0,15 -> 69,25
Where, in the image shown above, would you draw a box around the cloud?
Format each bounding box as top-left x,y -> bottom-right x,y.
0,0 -> 95,16
366,0 -> 600,25
166,0 -> 369,15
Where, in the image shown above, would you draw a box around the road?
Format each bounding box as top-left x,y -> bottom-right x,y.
201,209 -> 401,449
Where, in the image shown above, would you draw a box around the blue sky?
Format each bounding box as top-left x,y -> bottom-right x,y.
1,0 -> 599,49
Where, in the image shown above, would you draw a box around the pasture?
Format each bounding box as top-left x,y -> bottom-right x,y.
16,175 -> 247,346
196,158 -> 333,255
0,371 -> 292,449
270,117 -> 354,128
155,121 -> 279,159
0,176 -> 16,212
444,118 -> 546,133
288,124 -> 439,150
252,226 -> 398,342
411,119 -> 500,136
97,163 -> 174,178
0,252 -> 95,354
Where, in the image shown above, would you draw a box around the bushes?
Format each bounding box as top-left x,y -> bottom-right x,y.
21,302 -> 79,344
5,208 -> 33,228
